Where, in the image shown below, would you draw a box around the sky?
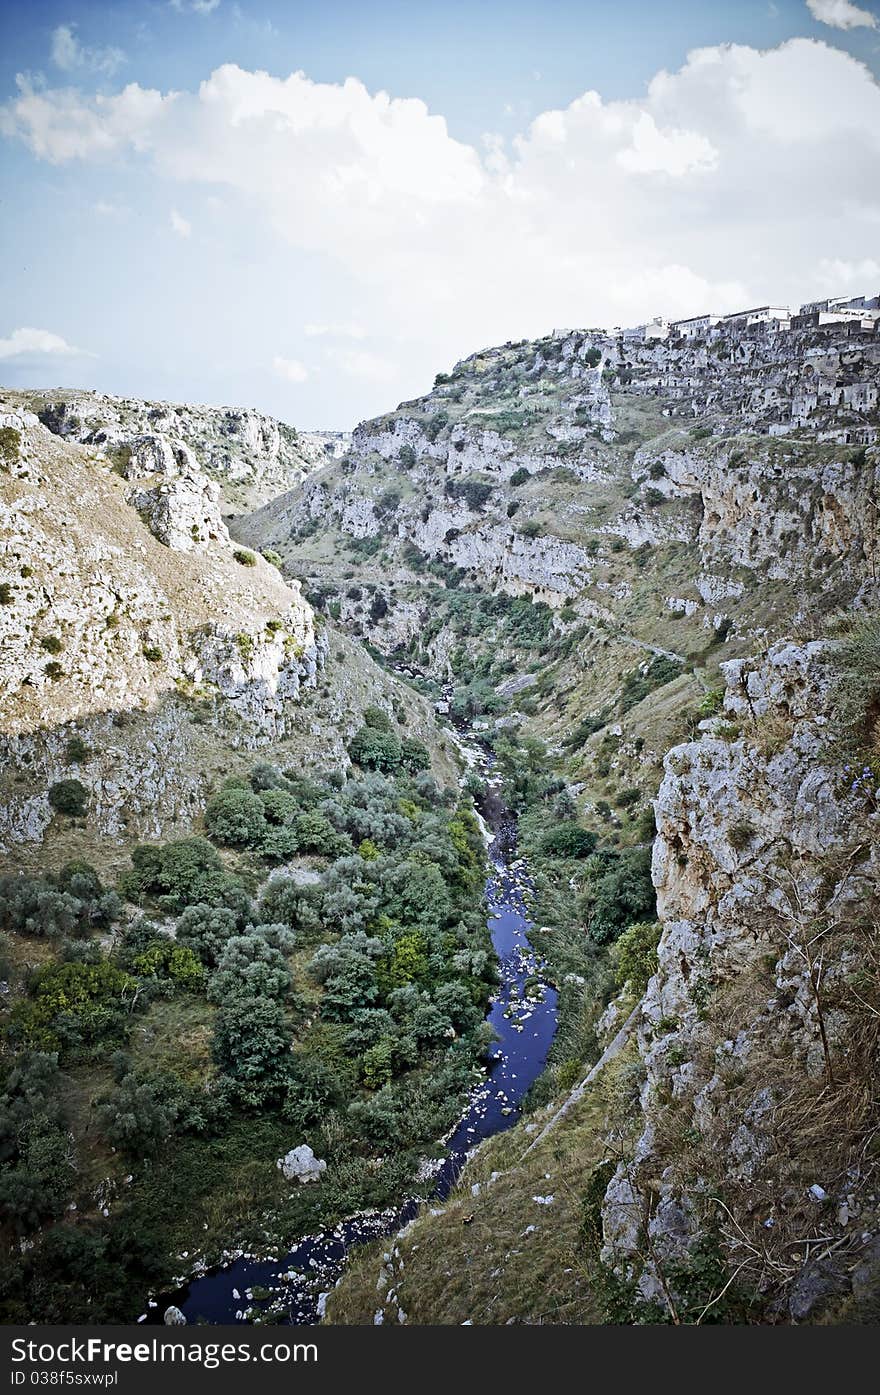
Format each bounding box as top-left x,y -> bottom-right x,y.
1,0 -> 879,429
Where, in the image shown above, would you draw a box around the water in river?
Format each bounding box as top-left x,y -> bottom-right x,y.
144,743 -> 558,1325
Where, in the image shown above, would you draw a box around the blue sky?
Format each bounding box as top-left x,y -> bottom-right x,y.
1,0 -> 879,427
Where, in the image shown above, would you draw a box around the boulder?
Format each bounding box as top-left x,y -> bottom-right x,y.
163,1305 -> 187,1325
277,1144 -> 327,1184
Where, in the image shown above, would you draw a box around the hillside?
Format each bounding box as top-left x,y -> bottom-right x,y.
0,395 -> 455,872
232,315 -> 880,1325
2,309 -> 880,1327
1,387 -> 350,514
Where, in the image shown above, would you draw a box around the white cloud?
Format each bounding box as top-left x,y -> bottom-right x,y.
3,37 -> 880,385
170,1 -> 221,14
170,208 -> 191,237
325,348 -> 397,382
815,255 -> 880,287
806,1 -> 877,29
303,321 -> 367,339
50,23 -> 126,77
273,355 -> 310,383
0,327 -> 94,360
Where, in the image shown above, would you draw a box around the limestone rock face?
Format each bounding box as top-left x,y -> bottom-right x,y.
277,1145 -> 327,1184
237,320 -> 878,678
0,412 -> 322,851
12,388 -> 349,507
600,641 -> 880,1310
128,469 -> 228,552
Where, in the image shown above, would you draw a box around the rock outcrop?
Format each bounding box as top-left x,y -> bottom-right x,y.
0,405 -> 324,852
3,388 -> 349,510
601,641 -> 880,1319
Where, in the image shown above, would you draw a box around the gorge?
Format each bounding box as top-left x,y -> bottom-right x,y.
2,303 -> 879,1325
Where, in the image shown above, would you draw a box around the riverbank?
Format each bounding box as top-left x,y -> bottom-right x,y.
143,732 -> 559,1325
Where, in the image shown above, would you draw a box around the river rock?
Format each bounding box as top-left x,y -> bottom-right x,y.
277,1144 -> 327,1184
163,1306 -> 187,1326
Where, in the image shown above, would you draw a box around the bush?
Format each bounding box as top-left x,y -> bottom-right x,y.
40,635 -> 63,654
47,779 -> 89,818
64,735 -> 91,764
620,656 -> 683,715
207,933 -> 291,1003
8,959 -> 139,1055
587,847 -> 656,946
584,347 -> 602,368
538,824 -> 598,859
614,920 -> 662,994
212,995 -> 291,1103
175,903 -> 245,966
97,1071 -> 188,1158
233,549 -> 257,567
133,940 -> 205,991
119,838 -> 245,914
348,726 -> 402,773
262,549 -> 283,569
0,426 -> 21,467
445,478 -> 493,511
204,786 -> 267,847
142,645 -> 162,662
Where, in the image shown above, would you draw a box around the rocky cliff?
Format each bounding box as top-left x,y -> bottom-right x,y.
0,399 -> 446,865
237,321 -> 878,684
600,638 -> 880,1321
2,387 -> 349,513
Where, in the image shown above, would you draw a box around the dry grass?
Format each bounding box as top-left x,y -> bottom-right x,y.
326,1040 -> 642,1325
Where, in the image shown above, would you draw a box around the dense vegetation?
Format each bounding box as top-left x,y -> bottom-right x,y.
0,762 -> 492,1322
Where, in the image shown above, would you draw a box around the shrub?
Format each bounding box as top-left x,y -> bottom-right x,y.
207,933 -> 291,1003
614,920 -> 662,994
728,819 -> 756,852
563,715 -> 606,751
620,656 -> 683,714
538,823 -> 598,859
509,467 -> 529,487
0,426 -> 21,467
262,549 -> 283,568
119,837 -> 245,914
40,635 -> 63,654
348,726 -> 402,773
8,959 -> 139,1054
643,487 -> 665,507
45,662 -> 64,681
445,478 -> 493,511
175,903 -> 244,966
400,737 -> 431,773
47,779 -> 89,818
615,786 -> 642,809
213,995 -> 291,1103
97,1071 -> 188,1158
584,347 -> 602,368
64,735 -> 91,764
587,846 -> 656,946
133,940 -> 205,991
361,1039 -> 395,1089
233,549 -> 257,567
0,583 -> 14,605
204,786 -> 267,847
142,646 -> 162,662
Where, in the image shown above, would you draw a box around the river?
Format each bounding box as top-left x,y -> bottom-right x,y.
143,734 -> 558,1325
